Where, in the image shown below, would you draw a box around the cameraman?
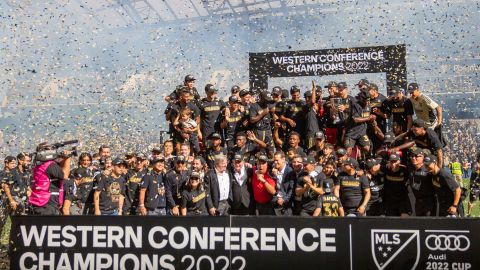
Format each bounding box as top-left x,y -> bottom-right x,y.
29,142 -> 72,215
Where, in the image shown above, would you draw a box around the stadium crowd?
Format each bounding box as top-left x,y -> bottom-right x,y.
1,75 -> 479,224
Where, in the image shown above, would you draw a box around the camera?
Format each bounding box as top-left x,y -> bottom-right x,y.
35,140 -> 79,162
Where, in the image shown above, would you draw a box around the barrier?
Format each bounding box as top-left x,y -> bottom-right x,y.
9,216 -> 479,270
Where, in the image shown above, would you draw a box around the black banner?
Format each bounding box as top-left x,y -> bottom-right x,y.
9,216 -> 479,270
249,45 -> 407,94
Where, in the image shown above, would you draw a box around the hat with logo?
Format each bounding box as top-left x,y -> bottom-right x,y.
205,84 -> 218,93
231,85 -> 240,94
325,81 -> 338,88
233,154 -> 243,161
343,157 -> 359,168
337,82 -> 348,90
272,86 -> 282,96
184,74 -> 196,82
210,133 -> 222,140
365,158 -> 380,169
290,85 -> 301,93
336,148 -> 347,156
389,153 -> 401,161
303,156 -> 316,165
407,83 -> 419,93
357,79 -> 370,87
229,95 -> 240,103
424,155 -> 438,165
315,131 -> 325,139
112,158 -> 127,166
258,154 -> 269,162
239,89 -> 251,97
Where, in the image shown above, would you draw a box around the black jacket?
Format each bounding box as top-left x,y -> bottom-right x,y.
230,166 -> 254,210
272,165 -> 295,207
204,169 -> 233,209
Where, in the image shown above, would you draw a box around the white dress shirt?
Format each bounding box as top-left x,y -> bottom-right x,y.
216,168 -> 230,201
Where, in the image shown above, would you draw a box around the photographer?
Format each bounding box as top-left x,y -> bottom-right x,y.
29,142 -> 72,215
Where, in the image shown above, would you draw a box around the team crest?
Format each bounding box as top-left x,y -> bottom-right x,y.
371,229 -> 420,270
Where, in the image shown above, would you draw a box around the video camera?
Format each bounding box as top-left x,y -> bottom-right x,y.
35,140 -> 79,162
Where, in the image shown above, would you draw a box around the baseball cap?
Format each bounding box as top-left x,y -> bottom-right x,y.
325,81 -> 338,88
304,91 -> 312,98
184,74 -> 196,82
272,86 -> 282,96
303,156 -> 316,165
260,91 -> 273,102
390,85 -> 403,94
151,157 -> 165,164
136,154 -> 148,160
424,155 -> 438,165
343,157 -> 359,168
358,91 -> 371,101
336,148 -> 347,156
258,154 -> 269,162
175,155 -> 187,163
315,131 -> 325,139
357,79 -> 370,86
233,154 -> 243,162
205,84 -> 218,93
229,95 -> 240,103
72,167 -> 89,178
231,85 -> 240,94
407,83 -> 419,93
410,147 -> 425,156
190,171 -> 201,179
210,133 -> 222,140
337,82 -> 348,90
365,158 -> 380,169
152,147 -> 162,153
239,89 -> 251,97
389,153 -> 401,162
112,158 -> 127,166
383,132 -> 395,143
290,85 -> 301,93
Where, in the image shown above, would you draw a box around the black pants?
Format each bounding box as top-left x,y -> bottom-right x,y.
31,203 -> 60,216
232,204 -> 255,215
415,197 -> 435,217
255,202 -> 274,215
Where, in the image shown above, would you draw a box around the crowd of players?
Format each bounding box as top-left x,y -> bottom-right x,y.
1,75 -> 479,222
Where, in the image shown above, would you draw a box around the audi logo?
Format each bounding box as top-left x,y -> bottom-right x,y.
425,235 -> 470,251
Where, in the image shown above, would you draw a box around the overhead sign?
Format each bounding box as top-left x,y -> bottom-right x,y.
249,45 -> 407,94
9,216 -> 479,270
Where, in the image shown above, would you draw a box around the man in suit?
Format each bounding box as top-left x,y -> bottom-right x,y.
271,151 -> 294,216
204,155 -> 232,216
230,154 -> 255,215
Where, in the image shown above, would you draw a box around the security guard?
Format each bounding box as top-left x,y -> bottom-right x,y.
450,158 -> 463,187
138,158 -> 167,216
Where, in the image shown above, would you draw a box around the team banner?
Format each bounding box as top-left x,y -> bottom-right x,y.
249,45 -> 407,94
9,216 -> 479,270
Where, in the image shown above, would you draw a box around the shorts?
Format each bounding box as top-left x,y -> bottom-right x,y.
344,134 -> 370,148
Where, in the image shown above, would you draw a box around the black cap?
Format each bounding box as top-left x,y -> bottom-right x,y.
4,156 -> 15,163
303,156 -> 316,165
258,154 -> 269,162
136,154 -> 148,160
260,91 -> 273,102
231,85 -> 240,93
325,81 -> 338,88
272,86 -> 282,96
175,155 -> 187,163
112,158 -> 127,166
357,79 -> 370,86
205,83 -> 218,93
315,131 -> 325,139
343,157 -> 359,168
184,74 -> 196,82
290,85 -> 300,93
390,85 -> 403,94
152,147 -> 162,153
337,82 -> 348,90
408,83 -> 419,92
412,119 -> 426,128
424,155 -> 438,165
72,167 -> 89,178
304,91 -> 312,98
336,148 -> 347,156
368,83 -> 379,91
383,132 -> 395,143
233,154 -> 243,161
151,157 -> 165,164
366,158 -> 380,169
210,133 -> 222,140
410,147 -> 425,156
389,153 -> 401,161
229,95 -> 240,103
190,171 -> 201,179
125,153 -> 136,159
239,89 -> 251,97
236,131 -> 246,138
179,86 -> 190,94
